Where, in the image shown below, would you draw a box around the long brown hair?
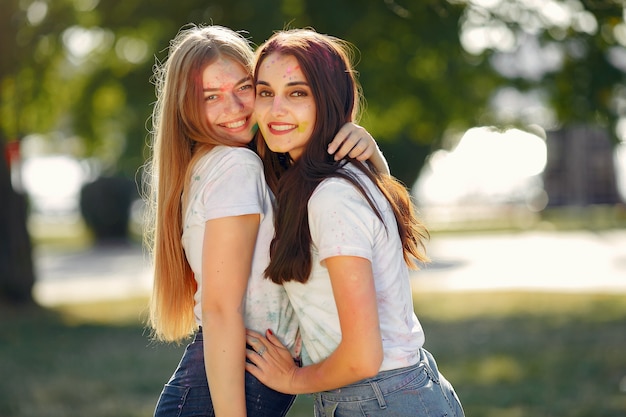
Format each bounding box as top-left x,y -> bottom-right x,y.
255,29 -> 429,285
145,25 -> 254,342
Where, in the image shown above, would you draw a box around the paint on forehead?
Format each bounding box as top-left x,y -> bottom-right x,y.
203,58 -> 242,89
203,78 -> 234,91
283,64 -> 301,79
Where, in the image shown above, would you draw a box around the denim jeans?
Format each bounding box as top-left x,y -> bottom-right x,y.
153,329 -> 296,417
312,348 -> 464,417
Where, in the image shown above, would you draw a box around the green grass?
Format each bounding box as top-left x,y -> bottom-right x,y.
2,292 -> 625,417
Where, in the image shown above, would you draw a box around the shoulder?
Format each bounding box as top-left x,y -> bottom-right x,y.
312,164 -> 370,198
211,146 -> 261,166
195,146 -> 262,175
309,166 -> 368,211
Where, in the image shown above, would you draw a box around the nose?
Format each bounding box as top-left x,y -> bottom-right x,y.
225,93 -> 244,114
270,96 -> 287,116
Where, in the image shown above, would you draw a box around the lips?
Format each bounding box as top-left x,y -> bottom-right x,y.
268,122 -> 297,134
220,117 -> 249,130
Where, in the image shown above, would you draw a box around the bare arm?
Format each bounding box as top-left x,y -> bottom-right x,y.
202,214 -> 260,416
245,256 -> 383,394
328,123 -> 390,175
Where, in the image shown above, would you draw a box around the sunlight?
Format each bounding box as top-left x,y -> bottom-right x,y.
414,126 -> 547,207
460,0 -> 598,55
22,155 -> 86,214
115,36 -> 149,64
62,26 -> 113,64
26,1 -> 48,26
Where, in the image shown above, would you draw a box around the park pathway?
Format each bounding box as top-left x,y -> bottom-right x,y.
33,229 -> 626,306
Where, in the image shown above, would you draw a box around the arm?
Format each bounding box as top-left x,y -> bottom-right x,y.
202,214 -> 260,417
245,255 -> 383,394
328,122 -> 390,175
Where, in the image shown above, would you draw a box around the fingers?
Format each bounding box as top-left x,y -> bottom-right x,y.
246,330 -> 269,359
327,123 -> 351,155
264,329 -> 284,349
246,329 -> 264,339
245,361 -> 262,378
328,123 -> 375,161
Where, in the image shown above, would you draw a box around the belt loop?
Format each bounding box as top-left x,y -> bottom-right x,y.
420,348 -> 440,384
369,381 -> 387,409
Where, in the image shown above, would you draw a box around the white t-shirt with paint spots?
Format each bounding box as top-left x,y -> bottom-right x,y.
283,163 -> 425,371
181,145 -> 299,352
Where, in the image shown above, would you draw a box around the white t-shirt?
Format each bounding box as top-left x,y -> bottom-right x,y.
181,146 -> 299,352
283,163 -> 425,371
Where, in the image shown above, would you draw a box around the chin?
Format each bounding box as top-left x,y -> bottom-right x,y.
233,137 -> 254,146
226,131 -> 254,145
265,143 -> 286,154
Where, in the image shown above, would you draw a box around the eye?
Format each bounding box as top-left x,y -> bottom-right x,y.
290,90 -> 308,98
238,83 -> 253,92
204,94 -> 218,102
257,89 -> 273,98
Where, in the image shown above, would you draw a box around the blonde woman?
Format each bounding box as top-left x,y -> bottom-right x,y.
145,25 -> 388,417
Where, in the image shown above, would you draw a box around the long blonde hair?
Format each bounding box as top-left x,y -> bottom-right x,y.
145,25 -> 254,342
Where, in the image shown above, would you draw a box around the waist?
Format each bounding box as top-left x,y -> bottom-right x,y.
193,326 -> 203,342
322,365 -> 421,401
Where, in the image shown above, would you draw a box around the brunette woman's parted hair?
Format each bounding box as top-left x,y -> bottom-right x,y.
255,29 -> 429,285
145,25 -> 254,342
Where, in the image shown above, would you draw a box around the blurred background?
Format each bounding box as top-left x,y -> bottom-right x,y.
1,0 -> 625,416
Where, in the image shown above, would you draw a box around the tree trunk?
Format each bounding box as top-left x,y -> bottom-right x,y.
0,139 -> 35,305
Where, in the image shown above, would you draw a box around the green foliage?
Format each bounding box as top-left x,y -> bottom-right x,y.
1,0 -> 625,184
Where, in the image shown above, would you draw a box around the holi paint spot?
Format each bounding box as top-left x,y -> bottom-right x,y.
296,122 -> 309,133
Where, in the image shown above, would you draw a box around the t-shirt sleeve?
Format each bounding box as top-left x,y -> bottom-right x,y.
198,149 -> 265,220
308,179 -> 377,263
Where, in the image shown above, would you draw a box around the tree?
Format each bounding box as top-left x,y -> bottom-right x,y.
1,0 -> 625,303
452,0 -> 626,134
0,138 -> 34,305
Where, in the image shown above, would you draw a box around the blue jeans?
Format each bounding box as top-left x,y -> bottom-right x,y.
312,348 -> 464,417
153,329 -> 296,417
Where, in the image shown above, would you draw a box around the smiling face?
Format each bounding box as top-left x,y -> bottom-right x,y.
201,57 -> 256,146
254,53 -> 316,161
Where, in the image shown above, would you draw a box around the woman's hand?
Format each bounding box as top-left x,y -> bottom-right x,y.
245,329 -> 300,395
328,123 -> 389,174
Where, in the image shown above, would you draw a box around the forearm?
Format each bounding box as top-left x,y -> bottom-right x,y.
288,341 -> 382,394
369,145 -> 390,175
200,214 -> 259,416
289,257 -> 383,394
203,311 -> 247,417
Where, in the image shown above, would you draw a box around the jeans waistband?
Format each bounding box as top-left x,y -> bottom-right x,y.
317,367 -> 418,402
316,348 -> 438,403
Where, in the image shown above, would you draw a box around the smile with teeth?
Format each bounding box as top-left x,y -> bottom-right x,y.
222,118 -> 247,129
269,123 -> 296,132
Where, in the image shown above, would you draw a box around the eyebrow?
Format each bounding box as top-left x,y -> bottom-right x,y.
256,80 -> 309,87
203,76 -> 252,93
